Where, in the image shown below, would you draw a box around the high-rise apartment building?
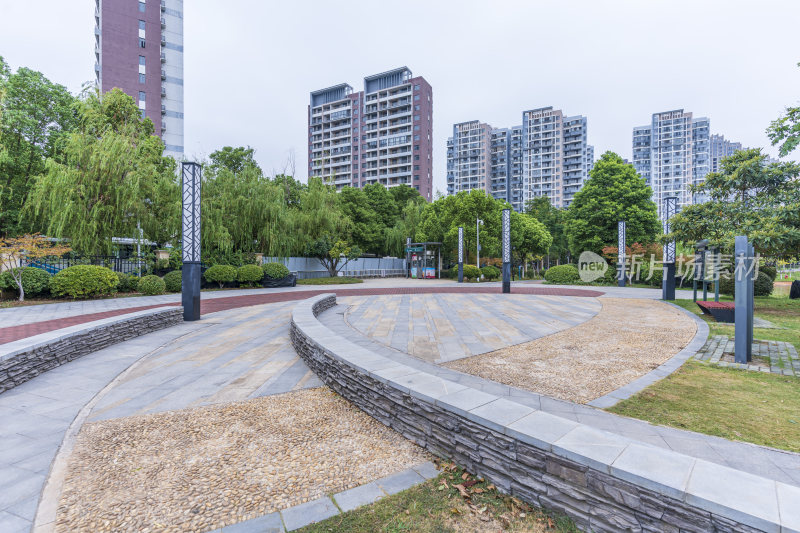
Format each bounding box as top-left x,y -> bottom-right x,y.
709,134 -> 743,173
94,0 -> 184,159
447,107 -> 593,211
632,110 -> 711,215
308,67 -> 433,201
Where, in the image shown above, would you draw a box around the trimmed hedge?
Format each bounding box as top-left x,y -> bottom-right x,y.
137,274 -> 166,296
50,265 -> 118,299
719,270 -> 774,297
462,265 -> 481,280
204,264 -> 237,288
237,264 -> 264,287
481,265 -> 500,280
115,272 -> 137,292
163,270 -> 182,292
544,264 -> 580,284
263,262 -> 290,280
761,265 -> 777,281
0,267 -> 51,296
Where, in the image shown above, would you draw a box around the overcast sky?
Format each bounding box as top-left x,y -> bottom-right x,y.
2,0 -> 799,192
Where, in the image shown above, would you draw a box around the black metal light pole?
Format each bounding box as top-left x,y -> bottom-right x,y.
181,162 -> 201,321
502,209 -> 511,294
661,197 -> 677,300
617,220 -> 626,287
457,226 -> 464,283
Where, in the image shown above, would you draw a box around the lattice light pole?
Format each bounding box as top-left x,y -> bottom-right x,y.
617,220 -> 626,288
662,196 -> 678,300
502,209 -> 511,294
457,226 -> 464,283
181,162 -> 202,321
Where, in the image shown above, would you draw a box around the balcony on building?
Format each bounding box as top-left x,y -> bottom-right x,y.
161,17 -> 166,28
160,0 -> 166,11
160,52 -> 166,62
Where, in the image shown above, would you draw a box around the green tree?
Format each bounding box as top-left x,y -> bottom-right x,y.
338,186 -> 381,254
26,88 -> 173,255
767,62 -> 800,157
565,151 -> 660,255
525,196 -> 568,265
208,146 -> 259,176
305,235 -> 362,277
291,177 -> 349,255
0,58 -> 78,237
668,148 -> 800,257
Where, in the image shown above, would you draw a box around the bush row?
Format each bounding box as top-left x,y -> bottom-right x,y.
0,261 -> 294,300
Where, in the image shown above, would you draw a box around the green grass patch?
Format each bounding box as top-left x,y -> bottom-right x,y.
296,276 -> 364,285
608,360 -> 800,452
298,462 -> 576,533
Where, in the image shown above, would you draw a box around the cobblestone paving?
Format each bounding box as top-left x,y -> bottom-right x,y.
694,335 -> 800,376
56,388 -> 430,533
342,294 -> 601,363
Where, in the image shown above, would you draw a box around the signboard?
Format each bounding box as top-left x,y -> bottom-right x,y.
405,246 -> 424,253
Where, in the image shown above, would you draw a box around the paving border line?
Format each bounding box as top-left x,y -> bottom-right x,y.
587,300 -> 710,408
0,307 -> 184,394
290,293 -> 800,533
210,462 -> 439,533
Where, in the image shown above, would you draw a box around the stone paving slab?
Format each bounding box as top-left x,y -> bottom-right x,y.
694,334 -> 798,376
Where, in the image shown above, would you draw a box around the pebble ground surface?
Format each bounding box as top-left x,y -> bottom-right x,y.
55,388 -> 430,533
446,298 -> 697,403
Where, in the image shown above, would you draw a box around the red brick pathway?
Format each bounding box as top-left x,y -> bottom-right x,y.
0,286 -> 603,346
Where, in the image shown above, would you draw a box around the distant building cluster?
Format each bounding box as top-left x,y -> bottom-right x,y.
307,67 -> 433,201
446,107 -> 594,211
94,0 -> 184,160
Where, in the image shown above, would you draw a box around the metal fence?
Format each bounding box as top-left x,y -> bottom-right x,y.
263,256 -> 406,280
23,255 -> 150,275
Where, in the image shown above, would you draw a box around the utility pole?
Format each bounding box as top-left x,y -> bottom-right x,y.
476,218 -> 483,268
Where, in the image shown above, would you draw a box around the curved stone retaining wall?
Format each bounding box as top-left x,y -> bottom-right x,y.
0,307 -> 183,393
291,294 -> 799,533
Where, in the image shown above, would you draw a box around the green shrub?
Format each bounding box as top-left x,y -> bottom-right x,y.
481,265 -> 500,280
204,264 -> 237,288
544,264 -> 580,284
462,265 -> 481,280
638,262 -> 663,287
262,262 -> 289,280
761,265 -> 777,281
718,270 -> 773,297
163,270 -> 182,292
137,274 -> 166,295
0,267 -> 51,296
237,264 -> 264,287
50,265 -> 118,299
115,272 -> 138,292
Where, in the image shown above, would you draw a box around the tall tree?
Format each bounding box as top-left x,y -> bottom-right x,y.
0,59 -> 77,237
525,196 -> 568,264
27,88 -> 174,255
668,148 -> 800,257
767,62 -> 800,157
565,151 -> 660,256
208,146 -> 259,176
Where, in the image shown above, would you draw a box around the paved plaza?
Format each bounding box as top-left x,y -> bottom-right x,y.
0,279 -> 796,533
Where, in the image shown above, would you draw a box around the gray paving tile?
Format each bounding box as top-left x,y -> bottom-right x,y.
610,443 -> 694,500
0,511 -> 30,533
552,426 -> 629,473
280,496 -> 338,531
777,482 -> 800,532
333,481 -> 385,512
221,511 -> 283,533
412,461 -> 440,480
507,411 -> 579,451
375,468 -> 425,495
468,398 -> 534,432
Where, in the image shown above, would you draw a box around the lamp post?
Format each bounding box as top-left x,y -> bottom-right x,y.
662,196 -> 677,300
457,226 -> 464,283
181,162 -> 202,321
476,218 -> 483,269
501,209 -> 511,294
617,220 -> 626,287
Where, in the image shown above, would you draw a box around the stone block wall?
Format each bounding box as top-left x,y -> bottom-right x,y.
290,294 -> 796,533
0,307 -> 183,393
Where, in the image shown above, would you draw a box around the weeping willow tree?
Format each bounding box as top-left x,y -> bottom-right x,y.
290,177 -> 349,255
200,163 -> 296,261
26,88 -> 176,255
385,196 -> 426,257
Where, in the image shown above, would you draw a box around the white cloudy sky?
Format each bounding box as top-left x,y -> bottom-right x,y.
2,0 -> 799,192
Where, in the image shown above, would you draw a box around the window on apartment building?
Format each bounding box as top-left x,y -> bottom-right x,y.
139,55 -> 146,65
414,85 -> 420,91
414,95 -> 420,101
139,20 -> 145,30
414,125 -> 420,131
414,175 -> 419,181
414,165 -> 420,170
414,135 -> 420,141
138,91 -> 146,102
414,155 -> 419,161
139,73 -> 145,84
139,38 -> 146,48
414,145 -> 419,151
138,1 -> 145,12
140,110 -> 146,119
414,115 -> 420,121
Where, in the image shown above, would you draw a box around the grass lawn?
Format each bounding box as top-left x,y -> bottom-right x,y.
296,276 -> 363,285
609,292 -> 800,452
608,360 -> 800,452
298,462 -> 576,533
